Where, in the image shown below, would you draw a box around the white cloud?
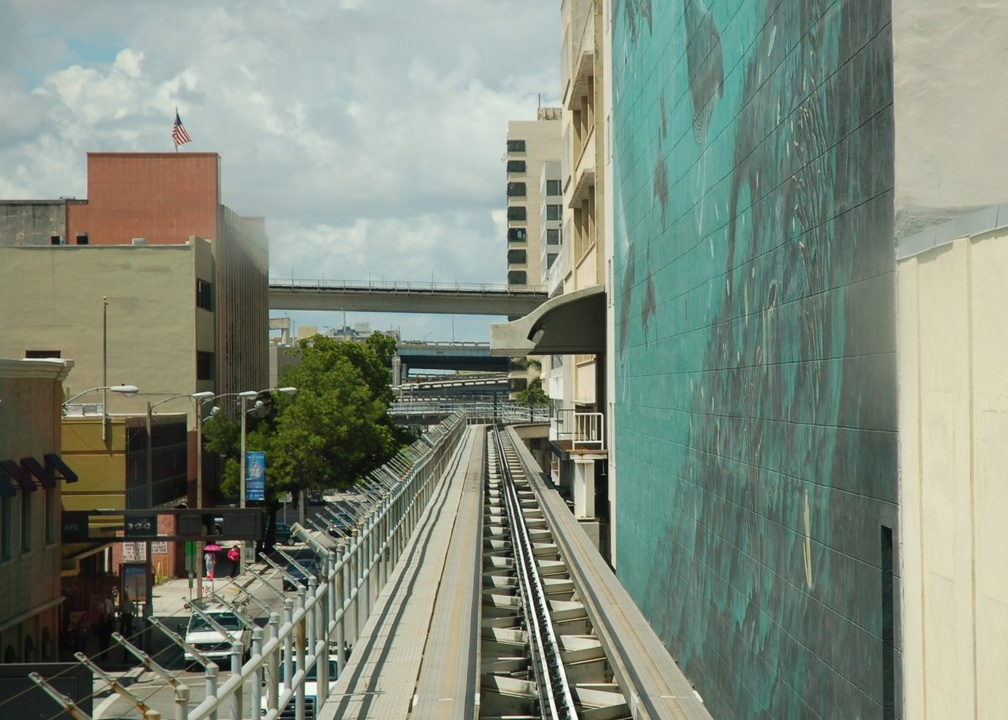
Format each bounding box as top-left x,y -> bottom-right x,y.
0,0 -> 559,341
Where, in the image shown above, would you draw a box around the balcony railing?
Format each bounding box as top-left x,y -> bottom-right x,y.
551,409 -> 605,451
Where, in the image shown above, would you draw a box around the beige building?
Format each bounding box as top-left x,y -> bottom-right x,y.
0,358 -> 73,663
506,108 -> 562,289
0,242 -> 216,426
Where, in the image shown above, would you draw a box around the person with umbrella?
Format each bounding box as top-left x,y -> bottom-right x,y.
204,543 -> 221,579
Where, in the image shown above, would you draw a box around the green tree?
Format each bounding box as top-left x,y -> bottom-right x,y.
515,379 -> 549,406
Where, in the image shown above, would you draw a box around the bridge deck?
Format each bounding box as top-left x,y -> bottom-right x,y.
319,425 -> 484,720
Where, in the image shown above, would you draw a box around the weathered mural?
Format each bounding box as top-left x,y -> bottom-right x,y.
612,0 -> 898,716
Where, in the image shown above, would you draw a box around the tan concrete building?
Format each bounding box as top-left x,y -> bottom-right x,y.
0,358 -> 73,663
0,242 -> 214,509
506,108 -> 562,289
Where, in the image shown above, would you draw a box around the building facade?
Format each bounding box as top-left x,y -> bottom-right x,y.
505,109 -> 562,289
609,0 -> 898,716
0,359 -> 73,664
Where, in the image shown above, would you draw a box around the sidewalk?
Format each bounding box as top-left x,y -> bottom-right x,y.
152,561 -> 270,617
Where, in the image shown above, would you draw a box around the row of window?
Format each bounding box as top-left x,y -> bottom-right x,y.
507,181 -> 563,199
0,488 -> 57,562
508,228 -> 562,244
507,205 -> 563,222
50,234 -> 88,245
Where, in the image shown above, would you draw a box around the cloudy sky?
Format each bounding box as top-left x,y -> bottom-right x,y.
0,0 -> 560,341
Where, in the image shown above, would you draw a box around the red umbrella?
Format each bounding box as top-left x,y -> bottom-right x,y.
204,543 -> 223,552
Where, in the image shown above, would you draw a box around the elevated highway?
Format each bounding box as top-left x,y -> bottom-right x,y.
269,278 -> 548,316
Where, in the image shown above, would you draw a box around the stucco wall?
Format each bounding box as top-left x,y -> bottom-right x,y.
893,2 -> 1008,227
898,228 -> 1008,717
0,243 -> 210,424
611,0 -> 898,716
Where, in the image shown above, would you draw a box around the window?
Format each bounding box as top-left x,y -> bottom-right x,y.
508,270 -> 527,285
546,179 -> 562,196
508,249 -> 527,265
44,488 -> 55,545
50,235 -> 62,246
25,350 -> 61,359
507,160 -> 526,173
196,279 -> 214,311
197,351 -> 215,381
546,252 -> 558,268
506,182 -> 527,198
546,228 -> 561,245
507,139 -> 526,152
20,492 -> 30,552
75,233 -> 88,245
507,206 -> 527,221
508,228 -> 527,243
546,204 -> 562,221
0,495 -> 11,561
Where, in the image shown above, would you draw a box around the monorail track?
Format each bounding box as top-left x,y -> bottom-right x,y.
480,426 -> 631,719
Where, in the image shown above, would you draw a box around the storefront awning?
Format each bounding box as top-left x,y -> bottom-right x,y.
0,459 -> 33,494
21,456 -> 57,489
490,285 -> 606,356
45,453 -> 79,483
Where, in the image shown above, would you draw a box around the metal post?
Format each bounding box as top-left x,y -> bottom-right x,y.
283,599 -> 294,692
267,612 -> 280,712
102,296 -> 108,443
196,396 -> 205,601
250,627 -> 263,718
205,663 -> 219,720
230,641 -> 243,720
336,547 -> 346,672
295,589 -> 307,720
174,684 -> 190,720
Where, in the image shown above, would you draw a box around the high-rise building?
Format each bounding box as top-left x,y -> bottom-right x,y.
505,109 -> 562,289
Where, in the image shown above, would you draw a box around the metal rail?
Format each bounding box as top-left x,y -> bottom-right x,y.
493,427 -> 578,719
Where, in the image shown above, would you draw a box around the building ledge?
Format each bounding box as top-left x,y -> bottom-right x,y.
490,285 -> 605,356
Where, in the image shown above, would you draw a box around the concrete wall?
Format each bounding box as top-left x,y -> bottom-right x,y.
0,358 -> 71,663
898,227 -> 1008,717
893,3 -> 1008,227
610,0 -> 898,716
0,200 -> 80,247
0,243 -> 213,425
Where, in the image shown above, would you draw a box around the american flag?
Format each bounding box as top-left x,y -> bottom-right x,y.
172,110 -> 192,147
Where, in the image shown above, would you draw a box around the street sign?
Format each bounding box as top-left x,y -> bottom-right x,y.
246,450 -> 266,501
61,511 -> 90,542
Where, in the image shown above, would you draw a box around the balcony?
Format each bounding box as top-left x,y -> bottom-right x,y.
550,408 -> 605,455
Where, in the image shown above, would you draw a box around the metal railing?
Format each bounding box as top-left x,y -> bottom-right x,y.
268,277 -> 547,296
550,409 -> 605,451
168,412 -> 467,720
390,401 -> 549,424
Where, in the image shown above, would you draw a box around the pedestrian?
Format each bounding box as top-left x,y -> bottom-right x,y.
227,544 -> 241,578
119,593 -> 135,662
97,612 -> 113,660
204,549 -> 215,579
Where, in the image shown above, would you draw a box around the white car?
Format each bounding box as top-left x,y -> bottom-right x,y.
261,654 -> 338,720
183,607 -> 251,666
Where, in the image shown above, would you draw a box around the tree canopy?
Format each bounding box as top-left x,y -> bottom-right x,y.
204,333 -> 407,510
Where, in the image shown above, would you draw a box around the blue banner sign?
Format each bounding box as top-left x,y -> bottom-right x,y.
245,451 -> 266,502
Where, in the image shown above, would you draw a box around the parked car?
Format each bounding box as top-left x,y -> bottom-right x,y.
183,606 -> 251,666
274,522 -> 292,544
281,549 -> 322,591
261,652 -> 338,720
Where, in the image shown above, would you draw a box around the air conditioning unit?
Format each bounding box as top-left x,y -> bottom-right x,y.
131,237 -> 147,246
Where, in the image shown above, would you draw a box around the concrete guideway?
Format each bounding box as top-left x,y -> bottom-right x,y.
319,425 -> 486,719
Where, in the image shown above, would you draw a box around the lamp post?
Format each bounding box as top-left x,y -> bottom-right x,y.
62,384 -> 140,444
208,387 -> 297,574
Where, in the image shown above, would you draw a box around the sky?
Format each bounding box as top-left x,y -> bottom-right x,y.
0,0 -> 560,342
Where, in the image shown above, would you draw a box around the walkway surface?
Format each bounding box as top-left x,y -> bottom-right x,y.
319,425 -> 485,720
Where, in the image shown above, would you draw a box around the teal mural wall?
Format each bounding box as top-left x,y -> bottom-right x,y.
612,0 -> 899,716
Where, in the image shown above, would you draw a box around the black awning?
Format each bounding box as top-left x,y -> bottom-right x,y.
21,457 -> 57,489
44,453 -> 79,483
0,459 -> 34,493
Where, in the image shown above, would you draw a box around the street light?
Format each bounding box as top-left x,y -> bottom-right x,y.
62,384 -> 140,410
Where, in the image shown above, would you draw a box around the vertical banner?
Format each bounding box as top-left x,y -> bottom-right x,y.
245,450 -> 266,501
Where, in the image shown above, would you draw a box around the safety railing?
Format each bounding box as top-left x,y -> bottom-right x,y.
550,409 -> 605,451
169,411 -> 467,720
